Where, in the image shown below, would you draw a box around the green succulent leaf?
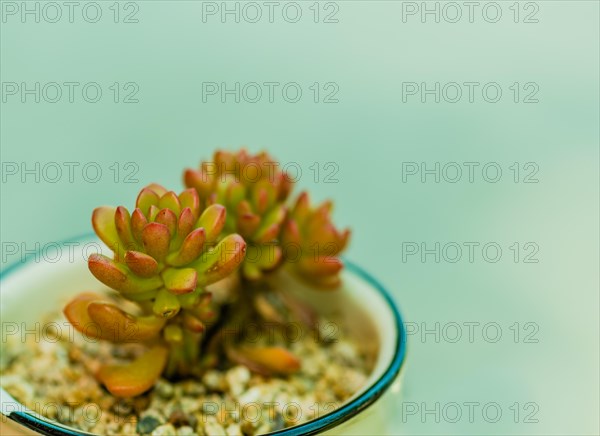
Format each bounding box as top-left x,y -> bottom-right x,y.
159,191 -> 181,216
166,228 -> 206,267
195,234 -> 246,286
148,204 -> 161,221
197,204 -> 226,242
162,267 -> 198,294
183,168 -> 213,199
88,253 -> 162,295
237,213 -> 261,239
153,288 -> 181,318
136,188 -> 159,216
92,206 -> 124,257
163,324 -> 183,344
178,188 -> 200,218
177,288 -> 203,309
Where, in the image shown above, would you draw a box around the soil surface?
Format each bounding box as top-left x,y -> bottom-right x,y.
1,314 -> 373,435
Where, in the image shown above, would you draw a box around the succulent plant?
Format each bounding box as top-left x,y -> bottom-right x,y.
184,149 -> 293,281
64,184 -> 246,397
62,150 -> 352,396
282,192 -> 350,288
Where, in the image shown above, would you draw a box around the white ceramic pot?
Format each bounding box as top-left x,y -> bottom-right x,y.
0,235 -> 406,435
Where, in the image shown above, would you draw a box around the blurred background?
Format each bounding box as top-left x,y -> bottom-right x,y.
1,1 -> 598,434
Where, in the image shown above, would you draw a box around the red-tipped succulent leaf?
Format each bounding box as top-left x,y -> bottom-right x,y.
281,191 -> 350,288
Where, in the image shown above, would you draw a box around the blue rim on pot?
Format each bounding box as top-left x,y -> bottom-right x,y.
0,234 -> 407,436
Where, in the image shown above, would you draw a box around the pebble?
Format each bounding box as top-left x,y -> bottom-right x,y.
152,424 -> 177,436
2,313 -> 372,436
225,423 -> 243,436
333,340 -> 360,365
203,421 -> 226,436
225,366 -> 251,397
155,379 -> 175,399
137,415 -> 162,435
236,386 -> 263,407
202,370 -> 227,392
177,425 -> 196,436
182,380 -> 206,397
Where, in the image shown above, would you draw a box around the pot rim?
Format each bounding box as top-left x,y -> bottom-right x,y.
0,233 -> 407,436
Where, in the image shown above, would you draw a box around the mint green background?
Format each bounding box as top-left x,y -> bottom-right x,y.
1,1 -> 598,434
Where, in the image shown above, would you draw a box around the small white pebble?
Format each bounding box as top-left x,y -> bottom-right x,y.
202,370 -> 226,391
225,366 -> 251,397
203,421 -> 227,436
152,424 -> 177,436
236,386 -> 262,407
177,425 -> 197,436
155,379 -> 175,399
225,423 -> 243,436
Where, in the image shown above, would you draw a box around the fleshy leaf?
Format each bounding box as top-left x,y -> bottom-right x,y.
292,192 -> 310,225
63,292 -> 106,334
164,324 -> 183,344
131,208 -> 148,243
242,262 -> 262,281
257,245 -> 282,269
114,206 -> 137,250
197,204 -> 226,242
195,234 -> 246,286
148,204 -> 161,221
253,223 -> 279,244
226,346 -> 300,376
338,229 -> 351,253
145,183 -> 168,197
250,186 -> 270,216
97,346 -> 168,398
282,219 -> 301,246
125,251 -> 159,278
183,313 -> 205,333
236,201 -> 260,238
162,267 -> 198,294
152,288 -> 181,318
184,169 -> 213,198
166,228 -> 205,267
87,302 -> 166,342
224,181 -> 246,208
178,189 -> 200,218
298,256 -> 344,277
136,188 -> 159,216
92,207 -> 123,256
177,207 -> 195,242
177,288 -> 203,309
142,222 -> 171,261
159,191 -> 181,216
88,254 -> 162,295
155,208 -> 177,237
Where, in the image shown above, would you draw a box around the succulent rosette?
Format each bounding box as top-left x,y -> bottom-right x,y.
282,192 -> 350,288
184,150 -> 293,281
64,184 -> 246,397
61,149 -> 353,397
